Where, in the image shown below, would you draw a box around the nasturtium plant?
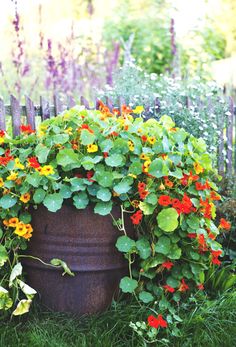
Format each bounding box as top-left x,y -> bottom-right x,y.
0,101 -> 230,321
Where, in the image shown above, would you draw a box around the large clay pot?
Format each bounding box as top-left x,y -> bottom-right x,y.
24,203 -> 132,314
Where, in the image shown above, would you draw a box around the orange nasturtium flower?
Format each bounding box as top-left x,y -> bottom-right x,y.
194,162 -> 204,174
0,178 -> 4,187
219,218 -> 231,231
20,193 -> 31,203
8,217 -> 19,228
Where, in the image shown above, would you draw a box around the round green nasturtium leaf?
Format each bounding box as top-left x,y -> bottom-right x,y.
136,238 -> 151,259
166,276 -> 180,288
138,291 -> 154,303
113,180 -> 133,195
155,236 -> 171,255
80,129 -> 95,145
186,215 -> 200,229
0,195 -> 17,209
168,244 -> 182,260
60,185 -> 72,199
96,188 -> 112,202
157,208 -> 179,232
116,235 -> 136,253
33,188 -> 46,204
148,158 -> 169,178
139,202 -> 155,215
105,154 -> 124,167
129,161 -> 143,175
96,172 -> 113,188
73,192 -> 89,209
43,193 -> 63,212
19,212 -> 31,224
119,276 -> 138,293
94,201 -> 113,216
56,149 -> 79,167
145,193 -> 158,205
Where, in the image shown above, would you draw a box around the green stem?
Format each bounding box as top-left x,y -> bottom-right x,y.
18,255 -> 61,269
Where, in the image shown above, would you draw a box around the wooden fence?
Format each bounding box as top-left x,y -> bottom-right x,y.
0,94 -> 235,176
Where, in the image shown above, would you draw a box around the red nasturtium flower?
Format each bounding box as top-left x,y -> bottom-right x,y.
162,260 -> 174,270
130,210 -> 143,225
147,314 -> 168,329
211,250 -> 222,265
28,156 -> 40,169
197,284 -> 204,290
20,124 -> 35,134
0,130 -> 5,137
86,170 -> 95,182
180,171 -> 199,186
103,152 -> 109,158
163,285 -> 175,293
187,233 -> 197,239
158,195 -> 172,206
210,191 -> 221,201
179,279 -> 189,292
141,135 -> 148,142
80,124 -> 94,134
219,218 -> 231,231
198,234 -> 208,253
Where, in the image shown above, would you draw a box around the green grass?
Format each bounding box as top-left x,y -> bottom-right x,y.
1,292 -> 236,347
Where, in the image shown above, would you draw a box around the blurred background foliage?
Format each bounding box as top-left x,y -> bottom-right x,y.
0,0 -> 236,101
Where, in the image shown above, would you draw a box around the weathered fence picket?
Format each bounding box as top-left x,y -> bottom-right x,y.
0,94 -> 235,176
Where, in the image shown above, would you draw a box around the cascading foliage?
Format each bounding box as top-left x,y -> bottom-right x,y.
0,103 -> 230,332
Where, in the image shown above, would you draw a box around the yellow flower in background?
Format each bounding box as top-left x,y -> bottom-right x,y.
131,200 -> 140,208
9,217 -> 19,228
137,128 -> 143,134
194,162 -> 204,174
20,193 -> 31,203
148,136 -> 156,145
128,173 -> 137,179
15,158 -> 25,170
133,106 -> 144,114
128,140 -> 134,151
40,165 -> 55,176
0,178 -> 4,187
7,171 -> 18,181
0,137 -> 4,145
65,127 -> 73,135
87,144 -> 98,153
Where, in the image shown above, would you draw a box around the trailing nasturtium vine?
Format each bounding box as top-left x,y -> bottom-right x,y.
0,101 -> 230,328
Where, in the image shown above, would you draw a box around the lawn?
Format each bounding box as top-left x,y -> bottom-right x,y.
1,292 -> 236,347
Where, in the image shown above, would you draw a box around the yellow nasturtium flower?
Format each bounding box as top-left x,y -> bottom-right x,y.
87,144 -> 98,153
0,178 -> 4,187
15,158 -> 25,170
147,136 -> 156,145
40,165 -> 55,176
133,105 -> 144,114
128,140 -> 134,151
0,137 -> 4,145
20,193 -> 31,203
194,162 -> 204,174
7,171 -> 18,181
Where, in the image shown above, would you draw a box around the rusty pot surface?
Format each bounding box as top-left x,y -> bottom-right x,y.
24,203 -> 132,314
